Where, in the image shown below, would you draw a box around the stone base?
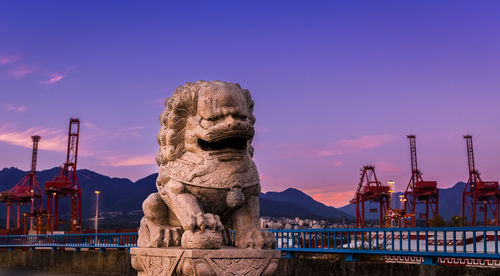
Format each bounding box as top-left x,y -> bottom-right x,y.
131,247 -> 280,276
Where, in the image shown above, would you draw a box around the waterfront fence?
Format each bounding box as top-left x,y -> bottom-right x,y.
0,232 -> 137,250
269,227 -> 500,264
0,227 -> 499,265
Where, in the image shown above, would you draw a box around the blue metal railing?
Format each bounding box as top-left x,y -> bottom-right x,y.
0,233 -> 138,249
269,227 -> 500,262
0,227 -> 498,263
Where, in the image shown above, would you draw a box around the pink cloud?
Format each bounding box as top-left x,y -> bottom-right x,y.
105,154 -> 156,167
109,126 -> 146,138
375,161 -> 403,173
255,126 -> 269,133
39,73 -> 65,84
0,54 -> 20,64
0,125 -> 67,153
2,104 -> 26,112
9,65 -> 39,78
316,134 -> 395,157
82,122 -> 99,130
330,160 -> 343,167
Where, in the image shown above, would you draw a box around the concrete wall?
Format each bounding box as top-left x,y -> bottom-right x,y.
0,249 -> 135,275
0,250 -> 498,276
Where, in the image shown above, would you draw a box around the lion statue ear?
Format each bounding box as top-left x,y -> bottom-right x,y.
240,88 -> 256,158
241,88 -> 256,125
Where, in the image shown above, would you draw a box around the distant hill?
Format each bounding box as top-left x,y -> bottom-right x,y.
259,198 -> 318,219
260,188 -> 353,220
338,182 -> 470,221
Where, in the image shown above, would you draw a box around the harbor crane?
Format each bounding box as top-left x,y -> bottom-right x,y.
0,135 -> 43,231
462,135 -> 500,226
403,135 -> 439,227
350,165 -> 390,228
45,118 -> 82,232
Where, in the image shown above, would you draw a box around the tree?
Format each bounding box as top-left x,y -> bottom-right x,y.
449,216 -> 467,227
429,215 -> 446,227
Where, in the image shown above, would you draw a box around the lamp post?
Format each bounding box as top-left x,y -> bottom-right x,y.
94,191 -> 100,234
388,180 -> 395,209
52,192 -> 56,230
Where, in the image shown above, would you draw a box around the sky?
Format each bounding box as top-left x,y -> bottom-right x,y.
1,1 -> 500,208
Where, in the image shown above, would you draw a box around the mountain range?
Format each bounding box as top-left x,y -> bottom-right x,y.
0,167 -> 472,229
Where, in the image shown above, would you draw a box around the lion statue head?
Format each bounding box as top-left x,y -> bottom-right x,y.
156,80 -> 259,191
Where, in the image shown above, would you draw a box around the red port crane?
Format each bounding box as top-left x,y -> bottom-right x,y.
403,135 -> 439,227
462,135 -> 500,226
45,118 -> 82,232
350,165 -> 390,228
0,135 -> 43,231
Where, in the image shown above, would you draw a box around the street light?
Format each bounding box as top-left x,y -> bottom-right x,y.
399,195 -> 406,209
388,180 -> 395,209
94,191 -> 100,234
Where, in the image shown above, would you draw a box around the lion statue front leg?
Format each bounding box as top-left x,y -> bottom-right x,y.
137,193 -> 183,248
232,195 -> 276,249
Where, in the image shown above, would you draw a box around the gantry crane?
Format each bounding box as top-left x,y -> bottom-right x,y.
403,135 -> 439,227
462,135 -> 500,226
45,118 -> 82,232
0,135 -> 43,231
350,165 -> 390,228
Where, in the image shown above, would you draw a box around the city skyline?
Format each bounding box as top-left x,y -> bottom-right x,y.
1,1 -> 500,208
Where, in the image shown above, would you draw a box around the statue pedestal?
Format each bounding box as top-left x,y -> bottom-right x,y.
131,247 -> 280,276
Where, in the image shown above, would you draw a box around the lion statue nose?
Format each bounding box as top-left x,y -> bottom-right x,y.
226,185 -> 245,209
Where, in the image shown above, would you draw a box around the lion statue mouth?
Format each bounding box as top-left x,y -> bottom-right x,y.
197,133 -> 251,160
198,136 -> 247,151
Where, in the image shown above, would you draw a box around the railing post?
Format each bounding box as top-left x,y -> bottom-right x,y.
495,230 -> 499,254
443,231 -> 447,253
416,231 -> 420,252
483,230 -> 487,254
327,232 -> 330,249
422,256 -> 438,265
345,254 -> 358,262
453,230 -> 456,253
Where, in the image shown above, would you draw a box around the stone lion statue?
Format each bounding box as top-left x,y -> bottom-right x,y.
138,80 -> 276,250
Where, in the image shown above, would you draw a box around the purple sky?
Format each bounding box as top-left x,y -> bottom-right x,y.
1,1 -> 500,207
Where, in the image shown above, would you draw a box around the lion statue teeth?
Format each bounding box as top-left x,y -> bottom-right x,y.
138,80 -> 276,250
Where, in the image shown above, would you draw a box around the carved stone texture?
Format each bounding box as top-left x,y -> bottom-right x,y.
137,80 -> 276,250
131,247 -> 279,276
